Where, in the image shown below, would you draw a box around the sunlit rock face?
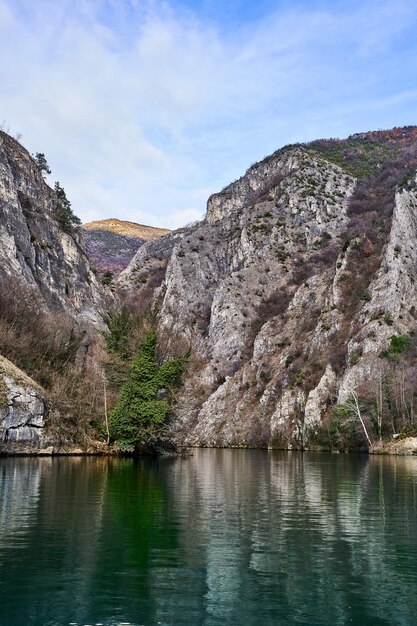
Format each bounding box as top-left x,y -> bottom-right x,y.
120,127 -> 417,448
0,132 -> 114,453
0,131 -> 110,324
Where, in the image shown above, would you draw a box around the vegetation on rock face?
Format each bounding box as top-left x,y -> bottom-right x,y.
0,273 -> 186,453
307,127 -> 417,179
34,152 -> 51,176
54,182 -> 81,233
325,334 -> 417,451
0,276 -> 105,444
101,305 -> 189,453
109,330 -> 187,453
101,271 -> 113,285
328,403 -> 360,452
103,306 -> 131,360
387,334 -> 411,356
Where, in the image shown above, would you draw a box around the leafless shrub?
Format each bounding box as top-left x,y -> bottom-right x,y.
310,244 -> 339,267
290,261 -> 313,285
0,275 -> 108,444
124,263 -> 168,317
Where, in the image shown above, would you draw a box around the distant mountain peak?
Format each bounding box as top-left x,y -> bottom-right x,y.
82,218 -> 170,276
82,218 -> 170,240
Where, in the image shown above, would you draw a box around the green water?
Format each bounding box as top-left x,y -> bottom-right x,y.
0,450 -> 416,626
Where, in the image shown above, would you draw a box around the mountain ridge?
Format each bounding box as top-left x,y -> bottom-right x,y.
83,217 -> 170,239
1,125 -> 417,454
82,218 -> 170,277
0,130 -> 113,452
119,124 -> 417,450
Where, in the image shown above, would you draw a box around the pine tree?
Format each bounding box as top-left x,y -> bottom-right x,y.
34,152 -> 51,176
54,182 -> 81,233
102,306 -> 131,359
109,331 -> 186,452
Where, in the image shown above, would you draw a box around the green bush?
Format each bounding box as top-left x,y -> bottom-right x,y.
389,334 -> 411,355
285,354 -> 294,367
101,271 -> 113,285
384,311 -> 394,326
349,351 -> 359,366
379,334 -> 411,359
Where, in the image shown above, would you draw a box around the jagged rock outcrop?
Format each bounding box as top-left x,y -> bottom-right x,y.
338,183 -> 417,402
0,132 -> 113,453
0,131 -> 110,323
120,127 -> 417,449
0,355 -> 48,453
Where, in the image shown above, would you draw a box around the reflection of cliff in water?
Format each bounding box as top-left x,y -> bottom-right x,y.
162,450 -> 417,626
0,452 -> 416,626
0,457 -> 43,538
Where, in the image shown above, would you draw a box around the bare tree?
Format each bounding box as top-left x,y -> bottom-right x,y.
345,389 -> 372,446
103,373 -> 110,445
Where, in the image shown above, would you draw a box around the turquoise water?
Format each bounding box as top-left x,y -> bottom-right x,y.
0,450 -> 416,625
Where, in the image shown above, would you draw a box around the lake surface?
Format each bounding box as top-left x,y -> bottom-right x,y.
0,450 -> 417,626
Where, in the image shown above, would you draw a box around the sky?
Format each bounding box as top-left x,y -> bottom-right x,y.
0,0 -> 417,229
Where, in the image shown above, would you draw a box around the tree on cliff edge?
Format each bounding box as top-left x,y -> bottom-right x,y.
54,182 -> 81,234
34,152 -> 51,176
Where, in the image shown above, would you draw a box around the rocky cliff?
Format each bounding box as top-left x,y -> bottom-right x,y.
0,131 -> 109,322
120,127 -> 417,449
1,126 -> 416,454
0,354 -> 47,453
0,132 -> 112,452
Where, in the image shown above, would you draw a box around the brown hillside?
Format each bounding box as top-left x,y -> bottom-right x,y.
83,218 -> 170,240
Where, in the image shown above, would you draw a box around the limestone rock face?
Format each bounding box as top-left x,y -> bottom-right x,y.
0,355 -> 48,453
121,147 -> 354,446
121,128 -> 417,449
0,132 -> 113,454
338,180 -> 417,402
0,131 -> 110,323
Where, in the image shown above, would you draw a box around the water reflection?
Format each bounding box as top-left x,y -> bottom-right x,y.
0,451 -> 416,625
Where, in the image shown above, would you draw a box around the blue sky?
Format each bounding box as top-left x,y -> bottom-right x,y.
1,0 -> 417,228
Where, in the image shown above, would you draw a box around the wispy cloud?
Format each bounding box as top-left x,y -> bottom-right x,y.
1,0 -> 416,228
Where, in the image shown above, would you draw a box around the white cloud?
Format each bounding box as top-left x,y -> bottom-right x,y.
0,1 -> 14,28
0,0 -> 416,228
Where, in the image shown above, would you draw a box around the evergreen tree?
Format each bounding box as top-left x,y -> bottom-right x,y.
34,152 -> 51,176
102,306 -> 131,359
54,182 -> 81,233
109,331 -> 186,453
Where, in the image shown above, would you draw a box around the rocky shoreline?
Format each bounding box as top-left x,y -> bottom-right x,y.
2,439 -> 417,457
369,436 -> 417,456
